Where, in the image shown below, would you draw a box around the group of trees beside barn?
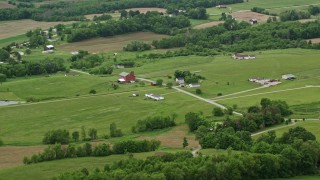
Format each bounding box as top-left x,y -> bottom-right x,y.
152,19 -> 320,53
0,0 -> 243,21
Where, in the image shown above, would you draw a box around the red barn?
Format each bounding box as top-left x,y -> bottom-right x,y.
118,71 -> 136,83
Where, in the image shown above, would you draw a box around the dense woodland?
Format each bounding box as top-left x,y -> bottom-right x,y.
66,12 -> 190,42
0,0 -> 243,21
56,126 -> 320,179
152,18 -> 320,52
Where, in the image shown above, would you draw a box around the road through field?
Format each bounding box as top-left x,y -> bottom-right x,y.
137,77 -> 243,116
213,85 -> 320,101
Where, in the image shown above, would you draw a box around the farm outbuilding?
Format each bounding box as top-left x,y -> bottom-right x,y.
232,53 -> 256,60
118,71 -> 136,83
145,93 -> 164,101
282,74 -> 296,80
187,83 -> 201,88
44,45 -> 54,51
249,19 -> 258,24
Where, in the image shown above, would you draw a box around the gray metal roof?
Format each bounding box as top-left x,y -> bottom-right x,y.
119,72 -> 129,76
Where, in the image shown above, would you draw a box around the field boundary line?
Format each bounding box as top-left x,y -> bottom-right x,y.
214,85 -> 320,101
0,88 -> 156,108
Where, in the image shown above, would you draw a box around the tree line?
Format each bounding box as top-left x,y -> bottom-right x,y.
56,125 -> 320,179
66,12 -> 190,42
185,98 -> 292,150
0,58 -> 65,78
152,19 -> 320,53
23,139 -> 161,164
0,0 -> 243,21
132,115 -> 177,133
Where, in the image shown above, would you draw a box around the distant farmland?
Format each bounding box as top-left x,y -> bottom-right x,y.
59,32 -> 168,53
0,20 -> 73,40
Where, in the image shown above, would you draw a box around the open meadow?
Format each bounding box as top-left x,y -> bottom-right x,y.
0,20 -> 74,40
207,0 -> 320,13
0,86 -> 214,145
58,32 -> 169,53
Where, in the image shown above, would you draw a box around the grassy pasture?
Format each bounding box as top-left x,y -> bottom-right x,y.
0,87 -> 213,145
193,21 -> 224,29
0,20 -> 74,40
218,88 -> 320,118
253,120 -> 320,142
231,11 -> 271,22
58,32 -> 169,53
0,1 -> 15,9
131,49 -> 320,98
207,0 -> 320,13
0,149 -> 181,180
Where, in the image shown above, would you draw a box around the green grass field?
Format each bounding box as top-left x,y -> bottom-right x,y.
207,0 -> 320,14
0,86 -> 214,145
253,120 -> 320,140
0,148 -> 181,180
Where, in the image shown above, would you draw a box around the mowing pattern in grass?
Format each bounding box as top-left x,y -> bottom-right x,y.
59,32 -> 168,53
0,88 -> 213,145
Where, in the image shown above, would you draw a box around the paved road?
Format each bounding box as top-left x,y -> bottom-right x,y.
251,118 -> 320,137
215,85 -> 320,101
137,77 -> 243,116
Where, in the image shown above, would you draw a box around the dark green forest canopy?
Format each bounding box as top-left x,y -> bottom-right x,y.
152,20 -> 320,52
0,0 -> 243,21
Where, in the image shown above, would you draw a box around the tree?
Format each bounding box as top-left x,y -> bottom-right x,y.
72,131 -> 79,142
213,107 -> 224,117
110,123 -> 123,137
167,82 -> 173,89
195,88 -> 202,94
0,138 -> 3,146
185,112 -> 206,132
156,79 -> 163,86
89,89 -> 96,94
88,128 -> 98,140
81,126 -> 86,141
42,129 -> 70,144
25,49 -> 31,55
0,74 -> 7,85
183,137 -> 189,148
0,49 -> 9,62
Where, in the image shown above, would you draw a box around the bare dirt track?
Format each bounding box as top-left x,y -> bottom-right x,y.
59,32 -> 168,53
137,125 -> 199,148
0,2 -> 15,9
193,21 -> 224,29
126,8 -> 167,14
308,38 -> 320,44
0,146 -> 45,170
232,11 -> 271,22
298,19 -> 317,23
0,20 -> 74,40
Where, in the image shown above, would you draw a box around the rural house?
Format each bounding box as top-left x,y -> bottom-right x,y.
175,77 -> 185,85
282,74 -> 296,80
145,93 -> 164,101
216,5 -> 227,8
249,19 -> 258,24
232,53 -> 256,60
118,71 -> 136,83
